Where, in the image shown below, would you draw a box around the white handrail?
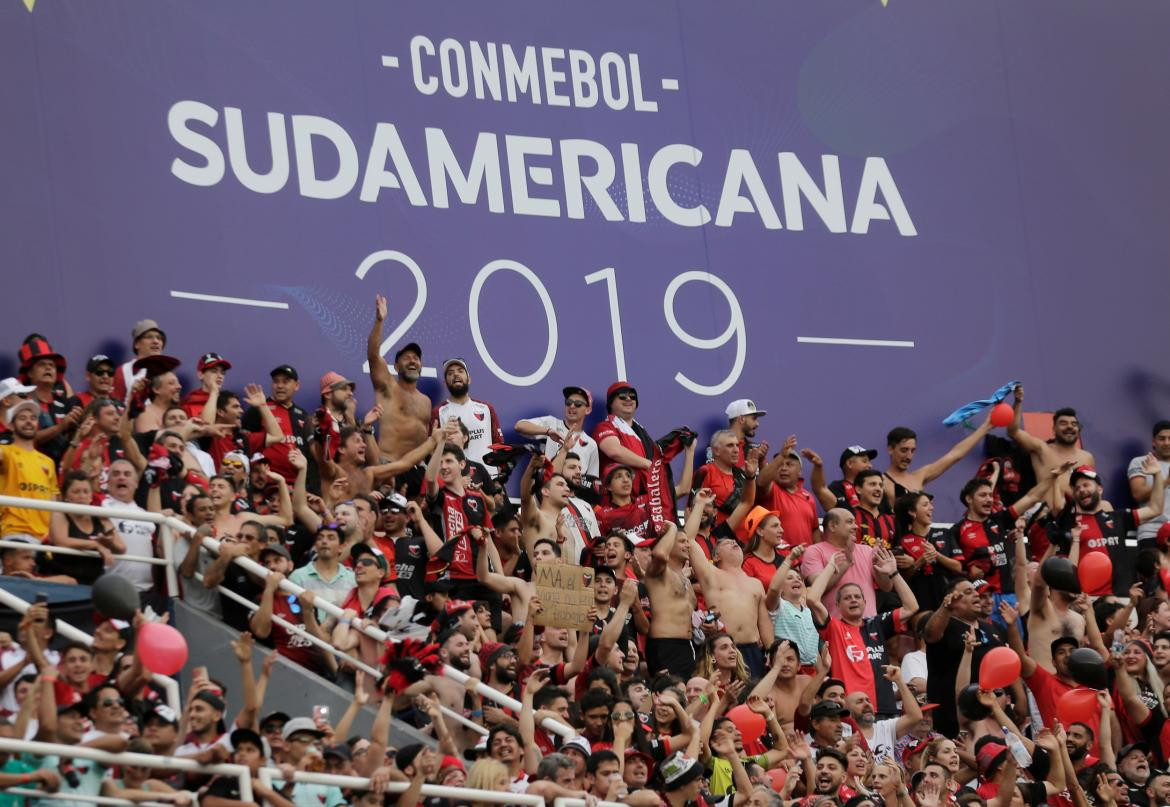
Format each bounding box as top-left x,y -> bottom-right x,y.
0,587 -> 181,717
3,788 -> 177,807
0,493 -> 574,739
255,767 -> 546,806
0,737 -> 253,801
0,495 -> 194,534
196,572 -> 489,738
0,538 -> 165,565
197,534 -> 576,740
554,799 -> 628,807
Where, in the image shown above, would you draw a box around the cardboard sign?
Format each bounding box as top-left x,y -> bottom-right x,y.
532,563 -> 595,631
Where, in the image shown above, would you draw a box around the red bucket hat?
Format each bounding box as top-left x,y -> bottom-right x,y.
17,334 -> 66,380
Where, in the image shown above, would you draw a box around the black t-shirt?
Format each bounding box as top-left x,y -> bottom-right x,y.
926,617 -> 1006,738
201,775 -> 242,801
220,563 -> 264,631
393,530 -> 428,601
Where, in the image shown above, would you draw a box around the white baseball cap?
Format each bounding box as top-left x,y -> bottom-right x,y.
725,399 -> 766,419
5,399 -> 39,425
0,377 -> 35,401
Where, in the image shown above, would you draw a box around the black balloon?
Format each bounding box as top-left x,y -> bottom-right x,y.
1067,647 -> 1108,690
92,574 -> 138,620
957,683 -> 991,721
1041,557 -> 1081,594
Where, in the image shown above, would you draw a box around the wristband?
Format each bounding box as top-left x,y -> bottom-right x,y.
470,710 -> 484,718
889,570 -> 901,578
339,617 -> 352,626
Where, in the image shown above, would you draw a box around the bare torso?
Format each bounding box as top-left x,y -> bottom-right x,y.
377,381 -> 430,461
771,675 -> 811,725
1033,443 -> 1094,495
704,570 -> 764,644
428,674 -> 477,751
645,564 -> 696,639
1028,603 -> 1085,673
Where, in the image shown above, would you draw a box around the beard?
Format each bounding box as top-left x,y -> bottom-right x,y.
1067,744 -> 1087,762
399,367 -> 420,383
1080,491 -> 1101,511
446,380 -> 469,397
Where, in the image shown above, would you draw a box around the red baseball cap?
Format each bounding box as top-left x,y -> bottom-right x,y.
1069,465 -> 1100,485
197,352 -> 232,373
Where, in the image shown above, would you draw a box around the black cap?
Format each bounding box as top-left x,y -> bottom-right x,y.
231,727 -> 264,751
194,690 -> 226,713
323,743 -> 353,761
350,542 -> 388,572
810,700 -> 849,720
260,711 -> 290,729
394,342 -> 422,362
839,445 -> 878,468
1050,635 -> 1079,656
270,364 -> 298,380
592,565 -> 617,581
425,578 -> 456,594
397,743 -> 425,771
85,354 -> 114,373
1120,742 -> 1150,761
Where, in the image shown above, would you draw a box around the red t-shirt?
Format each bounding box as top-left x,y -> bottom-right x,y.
692,463 -> 737,526
206,429 -> 266,472
269,593 -> 323,673
593,416 -> 652,494
428,485 -> 493,580
181,389 -> 210,419
820,612 -> 905,713
594,498 -> 652,542
954,507 -> 1018,593
1024,665 -> 1077,730
742,551 -> 787,590
759,483 -> 819,547
339,585 -> 400,621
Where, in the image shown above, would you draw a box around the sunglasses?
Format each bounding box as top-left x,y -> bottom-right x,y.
355,557 -> 379,568
615,393 -> 638,402
90,369 -> 115,378
222,460 -> 244,469
611,711 -> 635,721
565,399 -> 588,408
101,698 -> 125,708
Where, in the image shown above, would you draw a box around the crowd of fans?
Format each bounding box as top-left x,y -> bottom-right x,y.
2,300 -> 1170,807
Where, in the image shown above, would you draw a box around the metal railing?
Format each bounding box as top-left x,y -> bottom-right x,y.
0,493 -> 576,740
0,587 -> 180,715
191,533 -> 577,740
197,571 -> 488,737
0,737 -> 251,801
0,494 -> 184,596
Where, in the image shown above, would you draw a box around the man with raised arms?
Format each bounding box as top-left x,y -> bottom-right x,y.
642,523 -> 698,679
1007,384 -> 1095,495
367,294 -> 431,461
687,488 -> 772,678
883,412 -> 994,508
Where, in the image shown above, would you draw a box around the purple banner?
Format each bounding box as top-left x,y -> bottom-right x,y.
3,2 -> 1169,517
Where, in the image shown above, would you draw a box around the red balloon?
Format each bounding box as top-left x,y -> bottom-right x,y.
1056,687 -> 1099,727
989,402 -> 1014,428
766,766 -> 788,793
726,704 -> 766,745
1078,553 -> 1112,592
979,646 -> 1021,690
136,622 -> 189,675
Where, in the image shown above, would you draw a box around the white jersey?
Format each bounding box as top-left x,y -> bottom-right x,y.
432,398 -> 504,471
559,496 -> 601,565
527,415 -> 600,478
102,496 -> 156,592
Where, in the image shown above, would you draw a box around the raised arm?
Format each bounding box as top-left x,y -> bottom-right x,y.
765,545 -> 804,612
519,668 -> 548,775
874,548 -> 919,622
999,600 -> 1037,678
917,413 -> 993,484
647,521 -> 681,579
806,552 -> 846,620
367,295 -> 394,396
405,500 -> 445,556
424,423 -> 445,499
1134,454 -> 1166,522
1006,385 -> 1046,456
288,449 -> 322,531
249,571 -> 282,640
801,449 -> 837,512
724,448 -> 760,533
229,632 -> 259,731
673,440 -> 697,498
367,433 -> 439,483
117,404 -> 148,473
243,384 -> 283,446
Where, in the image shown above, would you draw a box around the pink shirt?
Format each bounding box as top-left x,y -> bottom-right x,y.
800,541 -> 878,619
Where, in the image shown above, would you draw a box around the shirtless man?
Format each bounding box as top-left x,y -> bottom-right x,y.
519,457 -> 575,557
750,639 -> 814,725
882,411 -> 993,508
422,628 -> 480,752
1007,385 -> 1094,496
687,490 -> 771,678
207,473 -> 292,537
643,523 -> 698,679
367,294 -> 431,461
320,424 -> 437,496
1026,566 -> 1090,673
134,372 -> 183,433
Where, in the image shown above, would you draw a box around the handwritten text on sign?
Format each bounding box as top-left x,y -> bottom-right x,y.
532,563 -> 595,631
